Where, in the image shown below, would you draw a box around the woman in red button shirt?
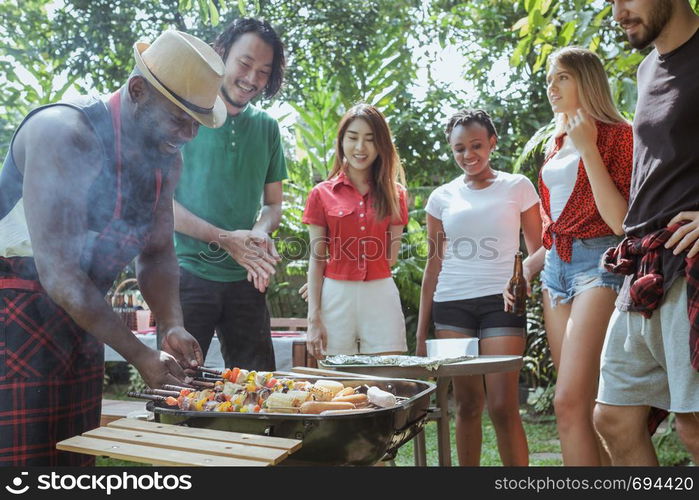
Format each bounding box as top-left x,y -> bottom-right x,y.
505,47 -> 633,465
302,103 -> 409,359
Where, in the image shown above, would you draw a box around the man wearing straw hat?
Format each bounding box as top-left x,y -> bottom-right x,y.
0,30 -> 225,466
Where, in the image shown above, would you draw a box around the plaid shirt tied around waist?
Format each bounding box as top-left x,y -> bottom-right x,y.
602,222 -> 699,434
602,222 -> 699,372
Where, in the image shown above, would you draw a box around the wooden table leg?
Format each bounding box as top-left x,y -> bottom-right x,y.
436,376 -> 452,466
413,429 -> 427,466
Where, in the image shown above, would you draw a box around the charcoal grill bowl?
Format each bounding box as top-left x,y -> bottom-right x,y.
146,377 -> 434,466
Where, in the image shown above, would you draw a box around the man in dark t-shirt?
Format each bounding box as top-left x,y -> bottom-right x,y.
595,0 -> 699,466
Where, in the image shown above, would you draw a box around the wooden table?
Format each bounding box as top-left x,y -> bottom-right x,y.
312,355 -> 522,466
57,418 -> 302,466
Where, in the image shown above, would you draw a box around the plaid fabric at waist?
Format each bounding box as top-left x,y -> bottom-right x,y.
0,256 -> 40,281
0,278 -> 43,292
603,222 -> 699,371
0,256 -> 103,466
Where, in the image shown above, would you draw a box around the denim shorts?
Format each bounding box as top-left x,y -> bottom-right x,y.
541,235 -> 623,308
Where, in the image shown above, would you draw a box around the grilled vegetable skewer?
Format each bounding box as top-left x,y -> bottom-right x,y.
129,366 -> 402,415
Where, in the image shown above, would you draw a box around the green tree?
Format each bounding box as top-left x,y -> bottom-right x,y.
0,0 -> 77,147
0,0 -> 187,147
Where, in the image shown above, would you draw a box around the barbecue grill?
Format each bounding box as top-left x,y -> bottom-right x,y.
146,376 -> 435,466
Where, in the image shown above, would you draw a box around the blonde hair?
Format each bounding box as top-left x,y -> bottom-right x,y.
547,47 -> 627,139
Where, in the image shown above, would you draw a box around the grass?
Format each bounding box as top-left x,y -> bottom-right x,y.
391,408 -> 692,466
96,457 -> 147,466
392,410 -> 562,466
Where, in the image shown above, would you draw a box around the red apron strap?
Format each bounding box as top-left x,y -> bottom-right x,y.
0,278 -> 44,292
108,93 -> 162,215
153,169 -> 162,212
108,92 -> 123,219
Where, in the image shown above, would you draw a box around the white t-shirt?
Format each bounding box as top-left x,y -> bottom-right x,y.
425,171 -> 540,302
541,137 -> 580,221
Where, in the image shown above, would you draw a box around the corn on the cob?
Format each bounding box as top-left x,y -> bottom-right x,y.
310,380 -> 345,401
264,390 -> 312,408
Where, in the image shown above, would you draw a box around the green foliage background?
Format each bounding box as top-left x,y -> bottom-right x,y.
3,0 -> 699,392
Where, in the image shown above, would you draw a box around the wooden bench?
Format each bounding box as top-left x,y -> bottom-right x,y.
270,317 -> 308,330
57,418 -> 302,466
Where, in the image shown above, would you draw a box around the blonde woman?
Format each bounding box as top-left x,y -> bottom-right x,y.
504,47 -> 633,465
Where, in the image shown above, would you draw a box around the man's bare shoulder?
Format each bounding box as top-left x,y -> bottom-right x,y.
15,104 -> 103,176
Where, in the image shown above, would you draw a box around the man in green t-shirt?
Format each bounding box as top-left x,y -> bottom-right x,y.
172,18 -> 287,371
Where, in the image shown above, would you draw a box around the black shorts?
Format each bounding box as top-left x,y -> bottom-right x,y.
432,294 -> 526,339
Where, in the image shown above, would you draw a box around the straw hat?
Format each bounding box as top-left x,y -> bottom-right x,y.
133,30 -> 226,128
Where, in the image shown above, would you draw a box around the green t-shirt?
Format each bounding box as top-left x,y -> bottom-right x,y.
175,104 -> 287,282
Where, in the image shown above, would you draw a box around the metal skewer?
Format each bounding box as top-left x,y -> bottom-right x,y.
143,388 -> 180,397
195,366 -> 223,376
127,391 -> 167,402
162,384 -> 193,392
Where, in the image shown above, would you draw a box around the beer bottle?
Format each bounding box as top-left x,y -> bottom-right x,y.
506,251 -> 527,316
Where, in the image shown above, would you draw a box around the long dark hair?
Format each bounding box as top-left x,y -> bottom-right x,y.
213,18 -> 285,98
328,103 -> 406,221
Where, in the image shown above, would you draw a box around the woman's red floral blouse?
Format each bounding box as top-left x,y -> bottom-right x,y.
538,121 -> 633,263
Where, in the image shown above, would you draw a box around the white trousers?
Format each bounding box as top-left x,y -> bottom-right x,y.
321,277 -> 407,355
